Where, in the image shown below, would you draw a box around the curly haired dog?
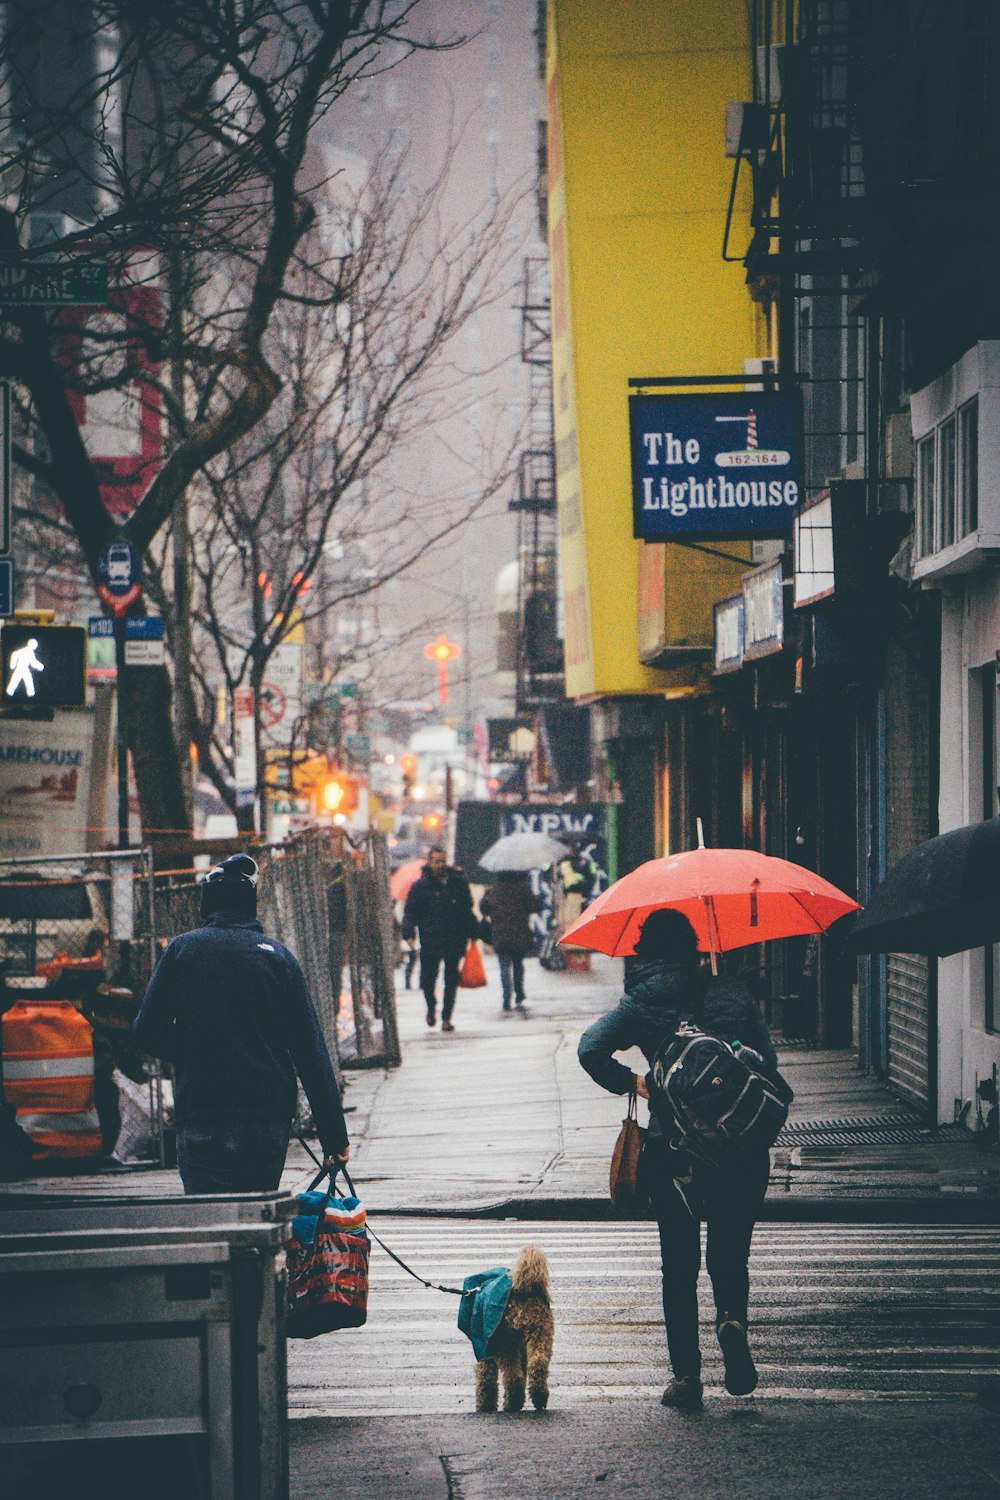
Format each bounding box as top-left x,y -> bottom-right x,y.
475,1245 -> 553,1412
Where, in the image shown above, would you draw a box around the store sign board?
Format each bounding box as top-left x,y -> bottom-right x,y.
742,560 -> 785,661
630,392 -> 802,541
0,712 -> 96,857
793,491 -> 835,606
713,594 -> 745,675
233,687 -> 256,806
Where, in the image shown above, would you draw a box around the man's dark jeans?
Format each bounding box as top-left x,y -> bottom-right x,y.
177,1118 -> 292,1194
497,951 -> 525,1007
644,1140 -> 770,1380
419,948 -> 462,1021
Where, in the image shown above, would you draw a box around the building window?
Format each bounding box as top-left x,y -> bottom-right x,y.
982,663 -> 997,1034
960,398 -> 979,537
939,416 -> 957,550
917,434 -> 935,557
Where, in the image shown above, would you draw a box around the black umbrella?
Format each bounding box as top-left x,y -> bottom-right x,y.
851,816 -> 1000,957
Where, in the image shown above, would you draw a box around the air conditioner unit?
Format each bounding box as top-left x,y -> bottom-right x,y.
884,409 -> 914,481
725,102 -> 768,159
744,357 -> 777,392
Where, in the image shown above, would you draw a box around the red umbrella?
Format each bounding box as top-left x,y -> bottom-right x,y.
560,847 -> 859,962
390,859 -> 425,902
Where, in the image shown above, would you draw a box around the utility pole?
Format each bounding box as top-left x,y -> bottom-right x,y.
168,248 -> 194,827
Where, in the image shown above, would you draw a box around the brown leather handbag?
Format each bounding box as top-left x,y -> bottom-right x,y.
609,1085 -> 647,1210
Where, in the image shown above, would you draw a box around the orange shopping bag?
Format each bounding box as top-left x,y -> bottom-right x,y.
458,942 -> 487,988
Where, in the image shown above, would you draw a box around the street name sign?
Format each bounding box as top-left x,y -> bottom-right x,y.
630,391 -> 803,541
89,614 -> 164,667
0,261 -> 109,306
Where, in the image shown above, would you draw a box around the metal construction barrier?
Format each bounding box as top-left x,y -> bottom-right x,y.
154,827 -> 400,1073
0,849 -> 168,1164
0,830 -> 401,1172
334,829 -> 401,1069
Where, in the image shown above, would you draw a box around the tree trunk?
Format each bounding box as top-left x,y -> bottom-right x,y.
124,661 -> 189,842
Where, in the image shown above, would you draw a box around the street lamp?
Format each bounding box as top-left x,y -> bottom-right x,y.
423,634 -> 461,706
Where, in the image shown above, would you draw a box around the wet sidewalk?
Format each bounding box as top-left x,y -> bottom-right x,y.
4,953 -> 998,1217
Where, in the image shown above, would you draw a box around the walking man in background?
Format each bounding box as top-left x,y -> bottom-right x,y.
402,846 -> 479,1031
134,854 -> 349,1193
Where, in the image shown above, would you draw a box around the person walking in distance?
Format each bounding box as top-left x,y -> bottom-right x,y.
578,909 -> 776,1409
133,854 -> 349,1193
480,871 -> 542,1013
401,846 -> 479,1032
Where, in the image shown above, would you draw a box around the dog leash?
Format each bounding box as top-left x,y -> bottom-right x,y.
296,1133 -> 471,1299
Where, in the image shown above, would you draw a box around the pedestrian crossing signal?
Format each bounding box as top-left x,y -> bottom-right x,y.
1,624 -> 86,709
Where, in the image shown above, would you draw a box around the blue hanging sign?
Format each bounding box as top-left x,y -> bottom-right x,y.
629,391 -> 803,541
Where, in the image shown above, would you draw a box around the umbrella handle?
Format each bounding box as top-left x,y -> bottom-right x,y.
702,895 -> 719,976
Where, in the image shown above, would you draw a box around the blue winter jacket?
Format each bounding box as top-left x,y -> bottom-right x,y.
578,960 -> 778,1138
133,912 -> 348,1157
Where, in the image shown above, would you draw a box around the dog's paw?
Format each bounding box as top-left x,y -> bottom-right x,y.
530,1390 -> 549,1411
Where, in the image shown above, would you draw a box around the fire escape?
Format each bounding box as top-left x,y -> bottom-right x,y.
511,254 -> 563,714
724,0 -> 869,499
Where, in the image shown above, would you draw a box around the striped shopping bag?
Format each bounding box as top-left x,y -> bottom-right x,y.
286,1168 -> 370,1338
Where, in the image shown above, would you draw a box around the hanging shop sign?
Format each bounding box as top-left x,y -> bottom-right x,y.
630,392 -> 802,541
742,559 -> 785,662
793,491 -> 835,606
713,594 -> 745,675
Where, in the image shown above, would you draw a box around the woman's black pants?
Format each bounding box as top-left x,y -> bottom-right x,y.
645,1143 -> 770,1381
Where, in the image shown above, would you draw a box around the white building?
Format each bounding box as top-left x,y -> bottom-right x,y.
911,340 -> 1000,1121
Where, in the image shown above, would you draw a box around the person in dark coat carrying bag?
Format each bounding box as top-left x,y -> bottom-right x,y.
401,846 -> 479,1031
578,909 -> 777,1409
480,872 -> 542,1012
133,854 -> 349,1194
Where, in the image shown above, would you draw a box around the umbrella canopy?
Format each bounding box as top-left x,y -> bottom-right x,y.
479,831 -> 569,873
390,858 -> 425,902
560,847 -> 859,957
851,816 -> 1000,957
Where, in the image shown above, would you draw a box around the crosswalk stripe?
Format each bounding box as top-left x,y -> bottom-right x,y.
288,1219 -> 1000,1416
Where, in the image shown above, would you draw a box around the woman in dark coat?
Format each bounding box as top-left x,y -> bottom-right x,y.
578,908 -> 776,1410
480,872 -> 542,1011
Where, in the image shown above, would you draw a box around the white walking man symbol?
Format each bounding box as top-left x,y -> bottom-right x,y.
6,638 -> 44,698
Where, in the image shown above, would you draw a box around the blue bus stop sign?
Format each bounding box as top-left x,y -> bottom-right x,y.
98,539 -> 142,614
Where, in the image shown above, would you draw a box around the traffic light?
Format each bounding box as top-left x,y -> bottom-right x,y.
400,754 -> 416,796
421,812 -> 443,833
317,772 -> 359,817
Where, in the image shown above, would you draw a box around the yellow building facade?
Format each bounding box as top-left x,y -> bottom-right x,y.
547,1 -> 762,699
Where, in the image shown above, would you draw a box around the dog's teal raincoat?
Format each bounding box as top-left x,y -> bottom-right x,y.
457,1267 -> 512,1360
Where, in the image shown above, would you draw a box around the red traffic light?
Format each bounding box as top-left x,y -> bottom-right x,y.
422,634 -> 461,664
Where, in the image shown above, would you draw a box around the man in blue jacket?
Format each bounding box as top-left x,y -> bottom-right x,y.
134,854 -> 349,1194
